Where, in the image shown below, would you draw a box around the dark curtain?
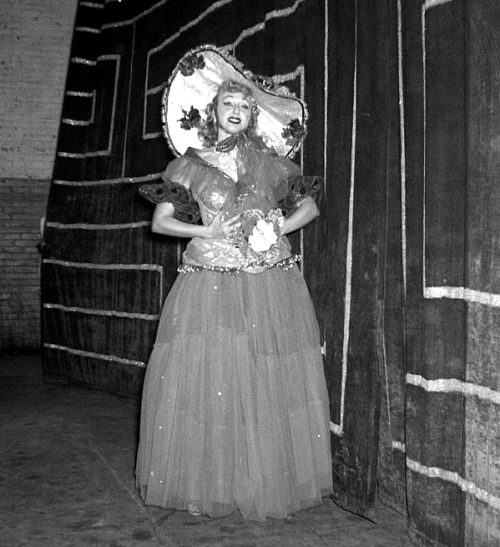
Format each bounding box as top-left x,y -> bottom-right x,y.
42,0 -> 500,544
314,0 -> 405,519
404,0 -> 500,545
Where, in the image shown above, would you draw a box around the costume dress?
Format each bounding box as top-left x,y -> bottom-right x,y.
135,140 -> 333,521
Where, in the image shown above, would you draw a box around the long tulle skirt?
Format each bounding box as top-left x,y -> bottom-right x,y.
135,265 -> 333,521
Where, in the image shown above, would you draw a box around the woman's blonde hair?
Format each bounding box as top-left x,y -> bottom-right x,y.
198,80 -> 261,148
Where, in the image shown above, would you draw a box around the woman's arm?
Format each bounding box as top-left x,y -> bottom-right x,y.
282,196 -> 319,235
152,201 -> 240,239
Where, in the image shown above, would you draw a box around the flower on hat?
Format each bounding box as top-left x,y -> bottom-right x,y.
178,53 -> 205,77
178,106 -> 202,131
282,118 -> 307,147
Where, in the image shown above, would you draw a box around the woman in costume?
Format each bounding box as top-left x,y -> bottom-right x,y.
135,45 -> 332,521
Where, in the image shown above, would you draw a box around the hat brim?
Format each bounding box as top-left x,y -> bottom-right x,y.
162,45 -> 308,158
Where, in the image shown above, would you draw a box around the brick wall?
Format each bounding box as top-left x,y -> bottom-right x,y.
0,180 -> 48,351
0,0 -> 78,351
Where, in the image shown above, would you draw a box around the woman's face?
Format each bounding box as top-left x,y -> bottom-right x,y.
216,91 -> 252,140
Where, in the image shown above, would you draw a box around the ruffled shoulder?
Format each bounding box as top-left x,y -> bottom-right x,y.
268,153 -> 302,180
248,149 -> 322,215
138,153 -> 202,224
163,152 -> 202,189
237,144 -> 322,215
237,144 -> 299,194
139,181 -> 201,224
277,175 -> 323,217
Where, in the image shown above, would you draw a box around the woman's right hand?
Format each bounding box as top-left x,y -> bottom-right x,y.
206,212 -> 241,239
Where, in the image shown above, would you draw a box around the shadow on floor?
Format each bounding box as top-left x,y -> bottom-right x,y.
0,353 -> 412,547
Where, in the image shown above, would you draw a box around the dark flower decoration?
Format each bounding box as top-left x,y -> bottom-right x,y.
250,73 -> 276,91
281,118 -> 307,147
178,106 -> 201,131
179,53 -> 205,76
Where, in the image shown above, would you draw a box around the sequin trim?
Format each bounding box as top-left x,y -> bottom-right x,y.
178,254 -> 302,275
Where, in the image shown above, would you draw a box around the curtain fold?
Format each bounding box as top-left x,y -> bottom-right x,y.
403,0 -> 500,545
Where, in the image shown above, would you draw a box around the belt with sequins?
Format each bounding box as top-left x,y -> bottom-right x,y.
177,254 -> 302,275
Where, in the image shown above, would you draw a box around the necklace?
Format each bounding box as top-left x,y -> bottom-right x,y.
215,134 -> 239,152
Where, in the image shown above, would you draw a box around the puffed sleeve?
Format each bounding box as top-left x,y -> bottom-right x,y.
261,154 -> 323,216
277,174 -> 323,217
138,156 -> 201,224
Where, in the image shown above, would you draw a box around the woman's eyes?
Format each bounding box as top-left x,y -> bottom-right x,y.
222,100 -> 250,109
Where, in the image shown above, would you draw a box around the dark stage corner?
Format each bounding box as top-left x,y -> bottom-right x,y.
0,352 -> 411,547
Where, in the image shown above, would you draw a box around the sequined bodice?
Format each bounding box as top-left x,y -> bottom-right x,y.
165,145 -> 301,270
198,187 -> 229,223
192,148 -> 238,225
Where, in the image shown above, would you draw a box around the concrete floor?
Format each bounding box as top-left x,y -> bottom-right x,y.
0,354 -> 412,547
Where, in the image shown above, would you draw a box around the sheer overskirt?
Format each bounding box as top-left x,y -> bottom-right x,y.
135,265 -> 333,521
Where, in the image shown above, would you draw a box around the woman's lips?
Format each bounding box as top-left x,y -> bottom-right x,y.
228,116 -> 241,124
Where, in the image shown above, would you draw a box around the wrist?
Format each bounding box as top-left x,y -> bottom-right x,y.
202,224 -> 214,239
277,212 -> 285,237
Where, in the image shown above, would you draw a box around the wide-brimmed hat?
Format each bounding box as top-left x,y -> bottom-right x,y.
162,44 -> 308,158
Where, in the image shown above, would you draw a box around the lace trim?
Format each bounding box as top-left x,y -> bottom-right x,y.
278,175 -> 323,216
178,254 -> 302,275
138,180 -> 201,224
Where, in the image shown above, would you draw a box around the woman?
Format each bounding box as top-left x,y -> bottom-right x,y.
135,45 -> 332,521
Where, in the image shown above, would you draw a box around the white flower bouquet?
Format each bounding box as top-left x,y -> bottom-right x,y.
229,208 -> 284,259
248,218 -> 279,253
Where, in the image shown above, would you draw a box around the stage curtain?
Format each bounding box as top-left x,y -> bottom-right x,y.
42,0 -> 500,543
403,0 -> 500,544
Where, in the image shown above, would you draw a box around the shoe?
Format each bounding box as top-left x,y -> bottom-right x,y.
186,503 -> 201,516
